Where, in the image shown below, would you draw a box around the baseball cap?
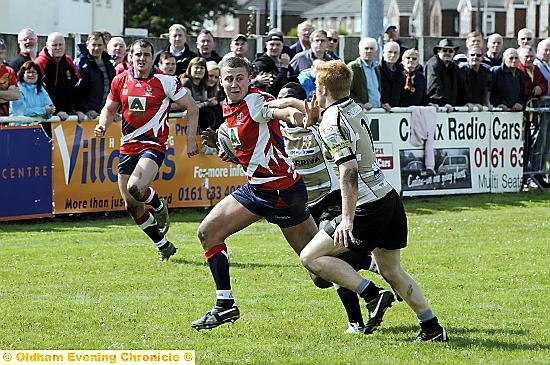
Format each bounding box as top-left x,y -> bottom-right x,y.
266,31 -> 284,43
232,34 -> 247,42
384,24 -> 397,33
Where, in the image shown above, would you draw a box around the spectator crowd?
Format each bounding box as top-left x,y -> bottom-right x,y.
1,24 -> 550,137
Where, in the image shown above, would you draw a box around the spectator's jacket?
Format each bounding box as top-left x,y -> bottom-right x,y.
153,43 -> 197,77
74,50 -> 115,113
490,64 -> 526,108
253,53 -> 297,97
10,81 -> 53,118
377,60 -> 405,107
518,63 -> 549,100
289,49 -> 331,75
347,57 -> 381,105
399,69 -> 428,107
35,47 -> 81,115
9,52 -> 32,73
0,64 -> 18,116
198,50 -> 222,63
288,42 -> 304,59
457,64 -> 492,105
425,55 -> 459,106
534,58 -> 550,96
297,68 -> 316,101
482,54 -> 502,69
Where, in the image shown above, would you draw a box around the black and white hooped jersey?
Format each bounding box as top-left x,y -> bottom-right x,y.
282,124 -> 340,206
319,97 -> 392,205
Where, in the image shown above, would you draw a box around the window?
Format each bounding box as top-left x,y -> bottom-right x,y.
353,16 -> 361,34
224,14 -> 234,32
485,12 -> 495,34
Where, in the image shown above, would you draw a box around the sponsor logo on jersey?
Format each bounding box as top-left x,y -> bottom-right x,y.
228,127 -> 242,150
346,105 -> 363,118
128,96 -> 146,112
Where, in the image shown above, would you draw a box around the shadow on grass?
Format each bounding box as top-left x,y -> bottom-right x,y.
403,191 -> 550,215
172,258 -> 299,269
383,324 -> 549,350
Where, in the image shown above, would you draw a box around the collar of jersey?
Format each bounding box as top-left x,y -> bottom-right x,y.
321,96 -> 352,115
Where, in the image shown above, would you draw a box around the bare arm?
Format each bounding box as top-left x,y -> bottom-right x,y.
94,98 -> 120,137
272,106 -> 305,127
334,159 -> 359,248
173,91 -> 199,157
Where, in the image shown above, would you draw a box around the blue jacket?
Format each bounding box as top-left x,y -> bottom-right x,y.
297,69 -> 316,101
10,81 -> 53,118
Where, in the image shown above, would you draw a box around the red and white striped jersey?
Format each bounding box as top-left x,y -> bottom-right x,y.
109,68 -> 187,154
222,87 -> 299,190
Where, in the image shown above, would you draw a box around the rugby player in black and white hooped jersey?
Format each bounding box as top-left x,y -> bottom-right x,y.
270,82 -> 392,334
299,60 -> 449,342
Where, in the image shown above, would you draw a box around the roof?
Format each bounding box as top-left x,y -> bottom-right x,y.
237,0 -> 332,14
303,0 -> 360,17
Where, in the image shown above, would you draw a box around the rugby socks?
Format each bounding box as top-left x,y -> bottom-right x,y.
357,279 -> 383,303
205,243 -> 234,308
417,309 -> 442,333
134,211 -> 168,249
142,187 -> 162,211
335,285 -> 364,326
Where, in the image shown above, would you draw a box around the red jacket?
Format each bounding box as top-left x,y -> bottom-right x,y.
518,62 -> 548,100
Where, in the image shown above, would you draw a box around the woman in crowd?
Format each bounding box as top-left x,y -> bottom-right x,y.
10,60 -> 55,134
180,57 -> 219,131
399,48 -> 428,107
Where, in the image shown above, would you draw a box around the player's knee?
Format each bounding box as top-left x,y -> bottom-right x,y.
299,251 -> 315,271
377,264 -> 402,284
127,183 -> 144,201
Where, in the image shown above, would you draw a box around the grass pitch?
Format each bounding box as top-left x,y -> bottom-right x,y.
1,192 -> 549,364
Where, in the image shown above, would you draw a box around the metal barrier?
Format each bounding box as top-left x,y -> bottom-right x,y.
523,97 -> 550,192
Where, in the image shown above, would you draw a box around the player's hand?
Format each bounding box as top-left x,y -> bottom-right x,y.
333,220 -> 354,248
94,124 -> 105,137
217,148 -> 236,163
201,128 -> 218,148
303,94 -> 320,127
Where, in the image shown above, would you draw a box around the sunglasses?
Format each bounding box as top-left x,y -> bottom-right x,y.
520,37 -> 532,41
327,37 -> 338,43
441,48 -> 455,53
404,56 -> 417,60
469,53 -> 482,57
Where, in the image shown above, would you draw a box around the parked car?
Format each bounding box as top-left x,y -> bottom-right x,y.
438,155 -> 469,178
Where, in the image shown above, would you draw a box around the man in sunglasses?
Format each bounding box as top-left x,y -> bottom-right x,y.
326,29 -> 340,60
425,38 -> 459,109
517,28 -> 535,48
457,45 -> 492,111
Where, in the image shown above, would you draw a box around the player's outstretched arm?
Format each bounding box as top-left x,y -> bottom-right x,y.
174,92 -> 199,157
94,98 -> 120,137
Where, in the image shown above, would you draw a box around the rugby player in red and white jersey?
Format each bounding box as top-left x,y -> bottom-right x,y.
191,57 -> 318,330
94,39 -> 199,261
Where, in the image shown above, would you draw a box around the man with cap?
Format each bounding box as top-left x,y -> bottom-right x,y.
424,39 -> 460,108
253,31 -> 296,97
221,34 -> 258,78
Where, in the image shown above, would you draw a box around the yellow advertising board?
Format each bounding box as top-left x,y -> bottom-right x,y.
51,118 -> 246,214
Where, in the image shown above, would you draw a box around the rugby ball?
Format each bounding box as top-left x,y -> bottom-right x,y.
217,123 -> 240,164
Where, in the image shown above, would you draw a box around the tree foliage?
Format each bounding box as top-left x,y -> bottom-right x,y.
124,0 -> 241,37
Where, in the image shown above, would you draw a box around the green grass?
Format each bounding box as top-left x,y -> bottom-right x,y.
1,192 -> 550,364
